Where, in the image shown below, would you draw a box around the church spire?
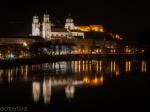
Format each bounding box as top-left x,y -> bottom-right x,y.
34,12 -> 37,16
68,13 -> 71,18
45,10 -> 48,14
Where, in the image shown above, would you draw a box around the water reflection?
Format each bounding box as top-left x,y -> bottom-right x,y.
65,83 -> 75,99
110,61 -> 120,76
125,60 -> 131,72
83,76 -> 104,86
43,79 -> 52,104
32,78 -> 80,104
32,81 -> 41,102
0,59 -> 148,104
141,60 -> 147,72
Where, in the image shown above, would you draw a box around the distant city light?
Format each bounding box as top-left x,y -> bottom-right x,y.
6,53 -> 16,60
23,42 -> 28,47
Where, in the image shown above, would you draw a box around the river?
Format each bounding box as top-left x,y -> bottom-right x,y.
0,58 -> 149,112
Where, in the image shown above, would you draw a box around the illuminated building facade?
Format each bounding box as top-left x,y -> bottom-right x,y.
32,14 -> 84,40
65,16 -> 75,30
32,15 -> 40,36
75,25 -> 104,32
42,14 -> 51,40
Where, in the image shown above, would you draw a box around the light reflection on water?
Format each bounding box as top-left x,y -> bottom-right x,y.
32,77 -> 82,104
125,60 -> 131,72
0,59 -> 149,104
141,60 -> 147,72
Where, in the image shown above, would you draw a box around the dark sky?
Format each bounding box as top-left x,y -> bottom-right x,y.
0,0 -> 150,42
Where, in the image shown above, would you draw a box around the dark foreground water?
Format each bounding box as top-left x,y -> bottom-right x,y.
0,58 -> 149,112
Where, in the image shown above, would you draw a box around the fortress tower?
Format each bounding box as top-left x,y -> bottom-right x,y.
42,14 -> 51,40
32,15 -> 40,36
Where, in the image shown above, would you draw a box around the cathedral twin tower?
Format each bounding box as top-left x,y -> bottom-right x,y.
32,14 -> 51,40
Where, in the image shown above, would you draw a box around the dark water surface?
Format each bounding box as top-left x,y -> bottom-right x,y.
0,58 -> 149,112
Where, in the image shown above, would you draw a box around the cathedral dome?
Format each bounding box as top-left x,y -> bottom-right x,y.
64,14 -> 75,30
66,17 -> 73,23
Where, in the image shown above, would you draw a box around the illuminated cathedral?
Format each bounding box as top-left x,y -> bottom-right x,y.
32,14 -> 85,40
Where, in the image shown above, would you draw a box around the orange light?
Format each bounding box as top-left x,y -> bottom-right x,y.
83,77 -> 90,83
83,76 -> 104,86
92,77 -> 98,84
99,76 -> 104,83
75,25 -> 104,32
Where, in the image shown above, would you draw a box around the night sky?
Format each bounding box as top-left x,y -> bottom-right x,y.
0,0 -> 150,43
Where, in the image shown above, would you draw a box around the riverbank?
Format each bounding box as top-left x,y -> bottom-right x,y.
0,53 -> 148,68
